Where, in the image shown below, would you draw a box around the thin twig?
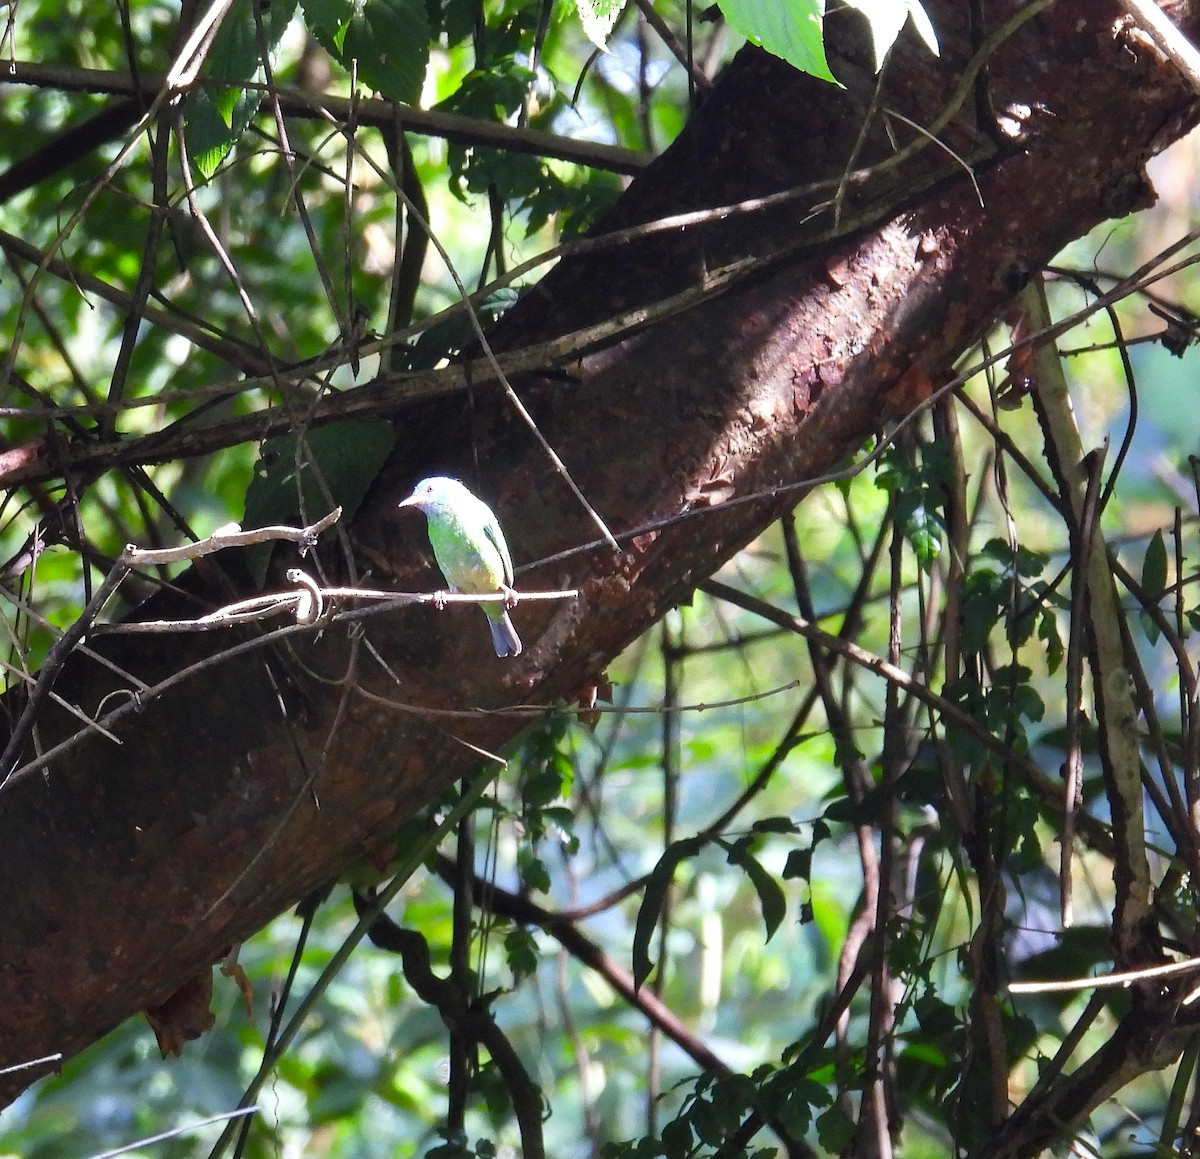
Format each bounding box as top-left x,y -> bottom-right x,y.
0,1052 -> 62,1077
0,513 -> 344,785
125,508 -> 342,565
173,109 -> 281,388
699,578 -> 1055,785
97,583 -> 580,633
87,1107 -> 259,1159
0,559 -> 132,782
1061,443 -> 1107,927
1009,956 -> 1200,994
631,0 -> 712,93
3,60 -> 651,175
0,226 -> 271,373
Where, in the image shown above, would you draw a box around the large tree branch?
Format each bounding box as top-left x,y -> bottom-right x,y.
2,7 -> 1199,1145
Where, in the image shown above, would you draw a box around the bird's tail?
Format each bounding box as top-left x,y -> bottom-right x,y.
487,610 -> 522,658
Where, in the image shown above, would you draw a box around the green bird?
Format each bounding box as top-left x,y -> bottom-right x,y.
398,476 -> 522,657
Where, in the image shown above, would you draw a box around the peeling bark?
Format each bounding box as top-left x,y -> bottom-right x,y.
2,2 -> 1199,1140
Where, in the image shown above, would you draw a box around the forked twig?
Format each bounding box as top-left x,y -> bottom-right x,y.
0,511 -> 343,782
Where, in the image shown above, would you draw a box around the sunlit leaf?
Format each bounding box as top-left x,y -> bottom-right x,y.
303,0 -> 353,51
717,0 -> 835,83
575,0 -> 625,51
907,0 -> 940,55
842,0 -> 939,70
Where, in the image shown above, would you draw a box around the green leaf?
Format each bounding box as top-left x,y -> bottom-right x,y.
759,1067 -> 829,1135
523,765 -> 566,809
242,417 -> 395,583
716,0 -> 836,84
517,844 -> 551,893
822,788 -> 887,826
504,927 -> 539,982
186,87 -> 269,179
905,501 -> 943,566
404,288 -> 518,369
815,1103 -> 856,1152
210,0 -> 299,84
183,0 -> 299,180
660,1117 -> 693,1156
308,0 -> 431,104
751,815 -> 800,835
1038,608 -> 1064,674
980,537 -> 1051,577
783,848 -> 811,881
692,1077 -> 750,1144
959,569 -> 1004,655
303,0 -> 354,51
913,988 -> 958,1038
1141,528 -> 1168,600
244,418 -> 394,529
722,839 -> 787,943
632,836 -> 703,991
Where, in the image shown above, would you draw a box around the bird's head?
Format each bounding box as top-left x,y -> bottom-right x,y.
398,476 -> 466,514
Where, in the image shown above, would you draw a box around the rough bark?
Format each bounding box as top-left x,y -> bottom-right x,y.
2,2 -> 1199,1145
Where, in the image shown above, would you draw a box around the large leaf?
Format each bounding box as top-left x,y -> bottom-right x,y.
302,0 -> 354,52
717,0 -> 834,84
242,417 -> 396,583
718,0 -> 938,81
304,0 -> 430,105
183,0 -> 299,180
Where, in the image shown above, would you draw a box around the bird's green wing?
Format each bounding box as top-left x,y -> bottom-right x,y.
482,515 -> 515,587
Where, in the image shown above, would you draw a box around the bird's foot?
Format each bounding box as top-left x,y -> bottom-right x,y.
501,584 -> 519,610
433,589 -> 448,611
